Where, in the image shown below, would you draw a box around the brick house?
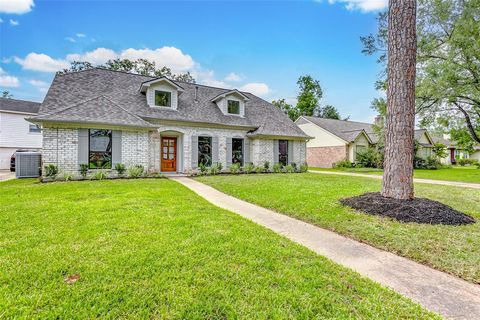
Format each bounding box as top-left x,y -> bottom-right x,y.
295,116 -> 435,168
28,68 -> 309,176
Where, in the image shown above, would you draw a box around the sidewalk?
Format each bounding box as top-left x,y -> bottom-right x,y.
309,170 -> 480,189
0,170 -> 15,182
171,176 -> 480,320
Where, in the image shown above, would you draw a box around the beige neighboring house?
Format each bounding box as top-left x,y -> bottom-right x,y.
432,134 -> 480,165
295,116 -> 435,168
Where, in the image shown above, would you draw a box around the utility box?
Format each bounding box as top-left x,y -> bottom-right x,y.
15,152 -> 41,178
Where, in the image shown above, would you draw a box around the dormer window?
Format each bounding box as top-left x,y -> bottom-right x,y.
227,100 -> 240,115
155,90 -> 171,107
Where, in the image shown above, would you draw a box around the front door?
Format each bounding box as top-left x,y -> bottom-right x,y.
161,137 -> 177,172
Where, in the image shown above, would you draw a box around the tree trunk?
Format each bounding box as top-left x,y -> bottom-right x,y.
381,0 -> 417,200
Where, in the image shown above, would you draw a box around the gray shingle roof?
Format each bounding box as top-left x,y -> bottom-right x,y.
34,68 -> 309,139
302,116 -> 432,145
0,97 -> 40,114
301,116 -> 378,143
31,95 -> 156,128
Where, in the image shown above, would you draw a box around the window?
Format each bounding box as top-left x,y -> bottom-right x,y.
227,100 -> 240,115
232,138 -> 244,165
89,129 -> 112,169
278,140 -> 288,166
29,124 -> 41,133
198,136 -> 212,167
154,90 -> 171,107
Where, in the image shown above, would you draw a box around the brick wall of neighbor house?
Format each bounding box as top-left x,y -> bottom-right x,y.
307,146 -> 347,168
122,131 -> 149,168
42,127 -> 79,173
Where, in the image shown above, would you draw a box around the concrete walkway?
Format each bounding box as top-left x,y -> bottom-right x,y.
171,176 -> 480,320
0,170 -> 15,182
309,170 -> 480,189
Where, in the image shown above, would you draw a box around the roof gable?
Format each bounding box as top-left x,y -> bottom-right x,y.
139,77 -> 184,93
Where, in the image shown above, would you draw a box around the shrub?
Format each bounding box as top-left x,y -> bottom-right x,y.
91,170 -> 108,180
284,164 -> 295,173
244,162 -> 255,174
356,148 -> 381,168
334,160 -> 353,168
273,163 -> 283,173
127,165 -> 144,178
458,158 -> 479,166
114,163 -> 126,176
79,164 -> 88,178
62,172 -> 74,181
199,163 -> 208,174
229,163 -> 241,174
208,164 -> 219,175
299,162 -> 308,173
263,161 -> 270,173
290,162 -> 297,171
44,164 -> 59,178
414,156 -> 442,170
255,165 -> 263,173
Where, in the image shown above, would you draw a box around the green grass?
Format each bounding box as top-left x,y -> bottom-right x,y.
0,179 -> 436,319
309,166 -> 480,183
196,173 -> 480,284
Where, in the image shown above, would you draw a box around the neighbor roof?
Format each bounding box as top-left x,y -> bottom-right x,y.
300,116 -> 379,143
33,68 -> 308,139
300,116 -> 432,145
0,97 -> 41,114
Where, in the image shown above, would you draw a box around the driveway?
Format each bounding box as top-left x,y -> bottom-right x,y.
0,170 -> 15,181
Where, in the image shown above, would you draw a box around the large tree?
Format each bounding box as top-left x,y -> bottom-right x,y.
381,0 -> 417,199
273,75 -> 344,121
362,0 -> 480,149
58,59 -> 196,83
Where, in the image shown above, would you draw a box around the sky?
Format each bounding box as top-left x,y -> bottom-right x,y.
0,0 -> 387,122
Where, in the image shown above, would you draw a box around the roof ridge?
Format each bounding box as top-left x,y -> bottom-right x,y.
305,115 -> 373,126
0,97 -> 41,104
37,95 -> 104,117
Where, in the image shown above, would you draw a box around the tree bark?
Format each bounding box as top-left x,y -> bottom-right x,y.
382,0 -> 417,200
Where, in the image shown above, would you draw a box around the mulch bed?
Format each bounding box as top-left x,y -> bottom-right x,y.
340,192 -> 475,225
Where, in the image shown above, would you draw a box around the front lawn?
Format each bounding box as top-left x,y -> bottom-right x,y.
0,179 -> 435,319
310,166 -> 480,183
197,173 -> 480,283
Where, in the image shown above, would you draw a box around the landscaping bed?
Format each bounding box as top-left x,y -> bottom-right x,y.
340,192 -> 475,225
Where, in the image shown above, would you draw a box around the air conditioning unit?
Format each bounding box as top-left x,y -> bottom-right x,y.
15,152 -> 42,178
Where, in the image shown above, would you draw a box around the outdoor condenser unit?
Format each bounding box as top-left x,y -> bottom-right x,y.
15,152 -> 42,178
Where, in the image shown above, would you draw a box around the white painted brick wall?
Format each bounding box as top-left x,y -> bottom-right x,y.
121,131 -> 149,168
42,127 -> 78,174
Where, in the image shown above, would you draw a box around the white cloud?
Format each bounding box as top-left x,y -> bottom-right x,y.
325,0 -> 387,12
0,0 -> 34,14
0,67 -> 4,74
65,37 -> 76,43
76,33 -> 86,38
224,72 -> 243,82
240,83 -> 270,97
28,79 -> 48,87
0,18 -> 3,23
14,53 -> 70,72
9,19 -> 19,26
0,75 -> 20,87
66,48 -> 117,65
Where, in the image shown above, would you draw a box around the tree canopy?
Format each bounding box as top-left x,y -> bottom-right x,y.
58,58 -> 196,83
362,0 -> 480,148
273,75 -> 345,121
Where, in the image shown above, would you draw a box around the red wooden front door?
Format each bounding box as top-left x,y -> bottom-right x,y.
161,137 -> 177,172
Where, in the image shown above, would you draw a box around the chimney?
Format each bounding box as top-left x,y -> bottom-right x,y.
194,86 -> 199,103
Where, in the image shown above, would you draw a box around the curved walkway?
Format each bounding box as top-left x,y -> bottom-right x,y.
171,176 -> 480,320
309,170 -> 480,189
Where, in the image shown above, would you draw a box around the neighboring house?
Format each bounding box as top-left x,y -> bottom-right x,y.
295,116 -> 435,168
432,134 -> 480,165
0,98 -> 42,170
28,68 -> 309,176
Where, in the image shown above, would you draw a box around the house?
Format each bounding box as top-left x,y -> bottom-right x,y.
295,116 -> 435,168
432,134 -> 480,165
27,68 -> 309,176
0,98 -> 42,170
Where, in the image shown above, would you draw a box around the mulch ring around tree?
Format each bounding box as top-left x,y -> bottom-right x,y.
340,192 -> 475,226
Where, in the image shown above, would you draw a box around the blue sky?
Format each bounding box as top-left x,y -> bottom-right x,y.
0,0 -> 386,122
